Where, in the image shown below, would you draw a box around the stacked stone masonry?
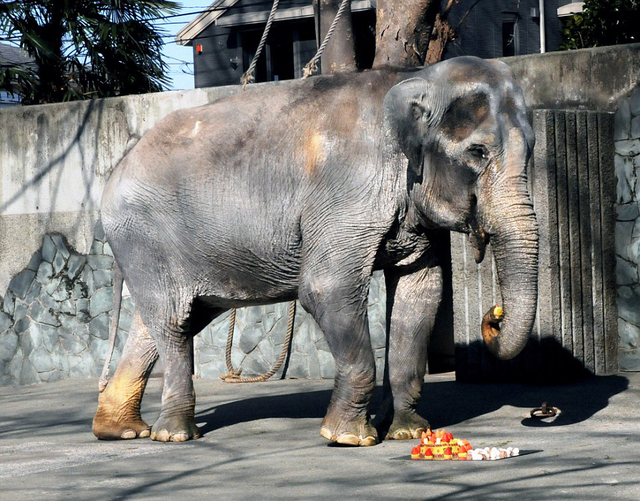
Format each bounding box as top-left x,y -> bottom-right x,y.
0,223 -> 386,385
196,273 -> 387,381
614,88 -> 640,371
0,224 -> 134,386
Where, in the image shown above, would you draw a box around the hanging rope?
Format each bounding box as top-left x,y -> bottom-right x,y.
302,0 -> 350,79
220,301 -> 297,383
241,0 -> 280,89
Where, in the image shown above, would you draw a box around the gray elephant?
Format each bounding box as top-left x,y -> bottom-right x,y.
93,56 -> 538,446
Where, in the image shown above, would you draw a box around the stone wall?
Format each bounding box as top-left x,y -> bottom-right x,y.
0,228 -> 385,385
0,223 -> 134,385
195,273 -> 387,381
614,87 -> 640,371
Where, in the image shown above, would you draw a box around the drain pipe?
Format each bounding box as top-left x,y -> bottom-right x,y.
539,0 -> 546,52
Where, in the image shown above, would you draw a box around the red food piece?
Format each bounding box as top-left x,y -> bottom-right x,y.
425,448 -> 433,457
412,446 -> 420,455
444,447 -> 452,455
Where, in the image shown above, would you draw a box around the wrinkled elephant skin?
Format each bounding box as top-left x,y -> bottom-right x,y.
93,56 -> 538,445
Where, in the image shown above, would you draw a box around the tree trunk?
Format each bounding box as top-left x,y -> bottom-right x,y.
315,0 -> 357,74
372,0 -> 440,68
424,2 -> 457,65
34,14 -> 67,104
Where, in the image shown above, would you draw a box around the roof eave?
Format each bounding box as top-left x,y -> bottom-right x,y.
175,0 -> 241,46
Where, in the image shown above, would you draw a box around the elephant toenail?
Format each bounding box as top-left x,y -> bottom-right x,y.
360,436 -> 378,446
156,429 -> 170,442
121,430 -> 136,439
336,433 -> 361,446
171,432 -> 189,442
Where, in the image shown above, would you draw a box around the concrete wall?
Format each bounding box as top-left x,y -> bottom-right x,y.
506,43 -> 640,111
0,85 -> 258,385
614,87 -> 640,371
2,45 -> 640,385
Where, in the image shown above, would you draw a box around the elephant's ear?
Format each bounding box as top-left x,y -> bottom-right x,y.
383,77 -> 434,178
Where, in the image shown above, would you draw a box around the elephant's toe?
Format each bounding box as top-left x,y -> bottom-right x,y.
150,415 -> 200,443
320,416 -> 379,447
385,411 -> 429,440
93,414 -> 151,441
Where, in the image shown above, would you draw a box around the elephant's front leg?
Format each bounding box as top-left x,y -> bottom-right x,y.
300,275 -> 378,447
377,264 -> 443,440
93,310 -> 158,439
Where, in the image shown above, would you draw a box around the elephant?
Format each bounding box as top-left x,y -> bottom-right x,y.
92,56 -> 538,446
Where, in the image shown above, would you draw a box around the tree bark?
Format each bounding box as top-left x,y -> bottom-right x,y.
315,0 -> 357,74
424,4 -> 457,65
372,0 -> 440,68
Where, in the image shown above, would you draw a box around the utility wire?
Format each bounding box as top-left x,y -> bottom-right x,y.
0,0 -> 325,42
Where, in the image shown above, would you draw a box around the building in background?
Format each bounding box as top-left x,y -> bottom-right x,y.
177,0 -> 581,89
177,0 -> 376,88
0,43 -> 36,107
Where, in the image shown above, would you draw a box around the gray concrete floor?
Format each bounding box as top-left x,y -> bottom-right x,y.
0,372 -> 639,500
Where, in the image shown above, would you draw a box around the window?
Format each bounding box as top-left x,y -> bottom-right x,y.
502,13 -> 519,57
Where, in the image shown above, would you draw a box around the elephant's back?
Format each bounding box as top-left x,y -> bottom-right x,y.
100,70 -> 400,297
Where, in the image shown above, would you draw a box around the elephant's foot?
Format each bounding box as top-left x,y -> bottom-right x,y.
320,413 -> 378,446
150,413 -> 200,442
93,379 -> 150,440
93,412 -> 151,440
384,410 -> 430,441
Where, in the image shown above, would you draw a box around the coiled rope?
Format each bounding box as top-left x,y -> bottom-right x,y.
220,301 -> 296,383
302,0 -> 350,78
241,0 -> 280,89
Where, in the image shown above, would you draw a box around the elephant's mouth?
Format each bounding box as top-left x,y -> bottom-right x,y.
466,194 -> 490,264
469,223 -> 490,263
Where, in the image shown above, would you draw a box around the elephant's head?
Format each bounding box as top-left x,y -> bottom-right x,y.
384,56 -> 538,361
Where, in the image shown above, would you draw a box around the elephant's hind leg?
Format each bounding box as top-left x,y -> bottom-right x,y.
93,310 -> 158,440
144,302 -> 200,443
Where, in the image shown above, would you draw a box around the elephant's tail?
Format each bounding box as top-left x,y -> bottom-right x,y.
98,263 -> 124,392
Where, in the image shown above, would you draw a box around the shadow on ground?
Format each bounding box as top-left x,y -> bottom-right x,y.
0,374 -> 629,442
196,374 -> 629,437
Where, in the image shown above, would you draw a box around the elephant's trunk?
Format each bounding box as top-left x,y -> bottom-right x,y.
482,154 -> 539,360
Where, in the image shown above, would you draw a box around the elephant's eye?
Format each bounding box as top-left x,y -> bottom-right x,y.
468,144 -> 489,161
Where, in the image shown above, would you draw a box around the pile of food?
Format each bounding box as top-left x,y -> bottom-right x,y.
410,429 -> 520,461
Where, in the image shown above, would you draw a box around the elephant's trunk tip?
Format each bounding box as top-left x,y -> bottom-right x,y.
481,304 -> 504,353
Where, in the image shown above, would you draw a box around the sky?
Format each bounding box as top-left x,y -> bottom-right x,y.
157,0 -> 213,91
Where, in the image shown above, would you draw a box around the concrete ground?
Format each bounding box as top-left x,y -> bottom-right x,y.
0,372 -> 639,501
